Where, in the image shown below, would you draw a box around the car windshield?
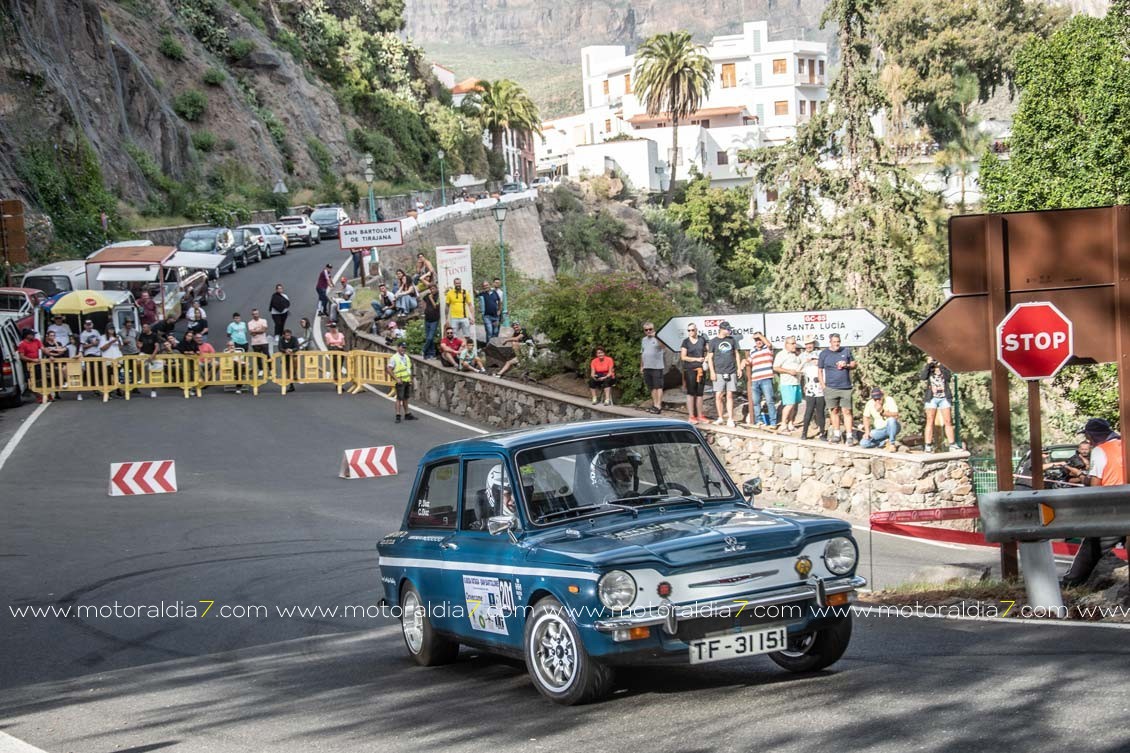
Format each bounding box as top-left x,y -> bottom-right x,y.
311,209 -> 338,221
0,292 -> 30,312
23,276 -> 71,296
279,217 -> 303,225
514,429 -> 735,526
179,234 -> 217,252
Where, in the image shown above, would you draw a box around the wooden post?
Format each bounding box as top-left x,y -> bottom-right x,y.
986,216 -> 1019,579
1115,206 -> 1130,471
1028,382 -> 1043,492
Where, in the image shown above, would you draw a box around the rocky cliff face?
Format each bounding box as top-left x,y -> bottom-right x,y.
405,0 -> 831,64
0,0 -> 359,210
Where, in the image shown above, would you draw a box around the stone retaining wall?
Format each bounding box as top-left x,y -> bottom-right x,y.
135,210 -> 278,246
340,311 -> 976,526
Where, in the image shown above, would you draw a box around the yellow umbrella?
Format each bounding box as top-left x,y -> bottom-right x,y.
48,290 -> 116,316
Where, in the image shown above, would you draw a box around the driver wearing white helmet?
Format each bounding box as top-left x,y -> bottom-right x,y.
484,464 -> 517,520
590,448 -> 643,501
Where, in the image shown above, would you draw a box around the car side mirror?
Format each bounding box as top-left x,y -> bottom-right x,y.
742,478 -> 763,500
487,516 -> 517,542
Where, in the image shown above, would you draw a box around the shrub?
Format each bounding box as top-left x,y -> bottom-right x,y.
192,130 -> 217,152
275,29 -> 305,61
170,0 -> 230,56
404,319 -> 426,353
544,210 -> 625,272
530,275 -> 678,403
173,89 -> 207,121
228,38 -> 255,61
202,67 -> 226,86
159,34 -> 186,61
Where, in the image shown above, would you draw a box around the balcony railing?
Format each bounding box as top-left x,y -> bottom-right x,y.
796,74 -> 826,86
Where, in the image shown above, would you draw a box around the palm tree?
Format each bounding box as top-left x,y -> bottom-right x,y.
633,31 -> 713,205
469,79 -> 541,181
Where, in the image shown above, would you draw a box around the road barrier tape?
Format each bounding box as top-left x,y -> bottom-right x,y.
29,350 -> 394,398
870,520 -> 1128,560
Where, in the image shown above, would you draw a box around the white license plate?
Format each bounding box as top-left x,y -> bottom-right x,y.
688,625 -> 788,664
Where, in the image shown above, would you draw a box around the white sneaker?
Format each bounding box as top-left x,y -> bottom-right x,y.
150,391 -> 157,398
726,420 -> 736,428
713,417 -> 724,425
76,394 -> 83,401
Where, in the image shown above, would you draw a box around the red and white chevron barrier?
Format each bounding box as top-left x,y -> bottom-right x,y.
340,445 -> 398,479
109,460 -> 177,497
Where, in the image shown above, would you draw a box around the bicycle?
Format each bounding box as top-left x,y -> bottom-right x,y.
207,278 -> 227,302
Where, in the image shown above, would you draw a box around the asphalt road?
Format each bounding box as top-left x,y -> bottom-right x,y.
0,244 -> 1120,752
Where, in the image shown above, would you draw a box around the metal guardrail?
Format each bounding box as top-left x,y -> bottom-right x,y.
979,486 -> 1130,609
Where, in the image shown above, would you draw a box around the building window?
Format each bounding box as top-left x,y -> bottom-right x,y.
773,59 -> 787,75
604,119 -> 612,133
754,63 -> 763,86
624,73 -> 631,94
602,79 -> 609,95
721,63 -> 737,88
819,60 -> 826,77
752,30 -> 761,53
717,151 -> 729,165
799,100 -> 806,116
756,103 -> 765,122
766,188 -> 779,202
798,59 -> 806,75
774,100 -> 789,116
700,119 -> 710,129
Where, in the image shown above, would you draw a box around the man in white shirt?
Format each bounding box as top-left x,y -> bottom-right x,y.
79,320 -> 103,357
47,314 -> 72,346
773,336 -> 805,432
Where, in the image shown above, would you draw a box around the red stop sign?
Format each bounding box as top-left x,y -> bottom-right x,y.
996,302 -> 1074,380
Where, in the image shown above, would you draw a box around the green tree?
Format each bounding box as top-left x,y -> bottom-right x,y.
931,71 -> 990,212
632,31 -> 713,206
464,79 -> 540,181
748,0 -> 935,432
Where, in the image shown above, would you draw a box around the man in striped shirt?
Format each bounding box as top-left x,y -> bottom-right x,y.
745,332 -> 776,428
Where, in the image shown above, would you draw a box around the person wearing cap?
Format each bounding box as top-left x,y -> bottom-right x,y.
79,320 -> 103,358
1062,418 -> 1127,586
800,337 -> 826,440
324,321 -> 345,351
386,340 -> 416,423
47,314 -> 72,348
859,388 -> 900,450
706,321 -> 741,427
16,328 -> 44,399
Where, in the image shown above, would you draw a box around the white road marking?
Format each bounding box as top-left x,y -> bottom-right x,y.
0,401 -> 50,475
0,730 -> 52,753
361,384 -> 487,435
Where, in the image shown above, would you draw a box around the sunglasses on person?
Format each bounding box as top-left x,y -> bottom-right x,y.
644,327 -> 654,332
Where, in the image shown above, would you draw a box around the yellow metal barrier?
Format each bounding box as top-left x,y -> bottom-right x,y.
29,357 -> 121,402
122,355 -> 197,399
196,351 -> 271,396
271,351 -> 350,394
347,351 -> 394,393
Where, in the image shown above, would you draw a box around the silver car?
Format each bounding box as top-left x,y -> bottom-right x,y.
239,224 -> 287,257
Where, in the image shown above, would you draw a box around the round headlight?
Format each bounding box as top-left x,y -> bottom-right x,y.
597,570 -> 637,610
823,537 -> 857,575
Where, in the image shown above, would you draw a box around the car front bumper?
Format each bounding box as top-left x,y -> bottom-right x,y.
593,574 -> 865,638
318,226 -> 339,237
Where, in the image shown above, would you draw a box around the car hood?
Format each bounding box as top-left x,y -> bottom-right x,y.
524,507 -> 849,570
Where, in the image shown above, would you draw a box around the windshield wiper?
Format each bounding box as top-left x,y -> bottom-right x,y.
655,495 -> 706,509
535,504 -> 635,523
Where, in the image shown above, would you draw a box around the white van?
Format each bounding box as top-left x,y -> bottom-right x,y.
21,260 -> 88,297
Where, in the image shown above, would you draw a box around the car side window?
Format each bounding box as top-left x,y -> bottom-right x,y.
461,458 -> 515,531
408,461 -> 459,529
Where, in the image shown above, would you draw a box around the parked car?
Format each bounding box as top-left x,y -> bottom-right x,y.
377,418 -> 864,705
310,205 -> 350,239
21,260 -> 88,297
177,228 -> 238,277
232,227 -> 262,266
500,181 -> 528,194
239,223 -> 286,257
1014,444 -> 1083,489
0,318 -> 26,408
0,287 -> 45,333
276,215 -> 319,246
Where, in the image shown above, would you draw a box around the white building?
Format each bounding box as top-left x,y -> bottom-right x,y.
537,20 -> 829,190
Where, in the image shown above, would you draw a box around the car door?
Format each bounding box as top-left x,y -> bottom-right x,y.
441,456 -> 525,649
399,459 -> 462,631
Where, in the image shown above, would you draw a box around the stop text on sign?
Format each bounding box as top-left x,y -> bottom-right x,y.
995,301 -> 1074,381
1001,331 -> 1069,352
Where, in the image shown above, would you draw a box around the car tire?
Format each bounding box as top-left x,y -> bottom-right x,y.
399,582 -> 459,666
768,612 -> 852,673
523,596 -> 613,705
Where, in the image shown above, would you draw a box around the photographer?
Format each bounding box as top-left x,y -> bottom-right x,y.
920,356 -> 957,452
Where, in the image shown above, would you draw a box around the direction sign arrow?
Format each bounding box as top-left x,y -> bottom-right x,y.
655,314 -> 765,352
763,309 -> 887,348
109,460 -> 177,496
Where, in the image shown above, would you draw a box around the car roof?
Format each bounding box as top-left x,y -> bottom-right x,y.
25,260 -> 87,274
184,228 -> 224,236
420,418 -> 698,462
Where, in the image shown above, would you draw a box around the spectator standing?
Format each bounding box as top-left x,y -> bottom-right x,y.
800,337 -> 826,441
589,347 -> 616,406
920,357 -> 958,452
818,333 -> 857,445
773,336 -> 804,433
745,332 -> 776,429
324,321 -> 345,351
387,340 -> 416,423
226,313 -> 249,352
351,248 -> 365,279
278,328 -> 300,392
492,278 -> 506,323
66,333 -> 80,359
315,263 -> 333,316
421,284 -> 440,359
119,319 -> 140,357
370,283 -> 397,320
478,281 -> 502,340
80,320 -> 103,357
269,284 -> 290,340
457,339 -> 486,373
41,330 -> 66,400
248,309 -> 270,356
439,326 -> 462,368
393,269 -> 418,316
47,314 -> 72,347
679,323 -> 707,422
640,321 -> 666,414
16,329 -> 44,399
1062,419 -> 1127,586
175,330 -> 199,355
139,323 -> 160,358
707,321 -> 741,427
445,278 -> 474,342
137,291 -> 158,326
859,388 -> 900,449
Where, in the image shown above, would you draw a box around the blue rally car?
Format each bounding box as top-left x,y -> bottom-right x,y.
377,418 -> 865,705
